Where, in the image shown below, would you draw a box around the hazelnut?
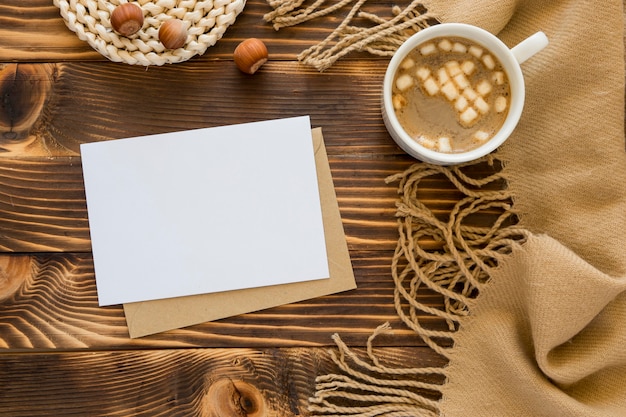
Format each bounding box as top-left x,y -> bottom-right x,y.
159,19 -> 187,50
110,3 -> 144,37
233,38 -> 268,74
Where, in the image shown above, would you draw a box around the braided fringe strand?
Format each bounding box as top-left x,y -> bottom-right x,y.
309,157 -> 529,416
264,0 -> 438,71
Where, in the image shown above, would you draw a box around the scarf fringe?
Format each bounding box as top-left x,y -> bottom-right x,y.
264,3 -> 528,415
309,323 -> 444,417
308,156 -> 529,416
264,0 -> 438,71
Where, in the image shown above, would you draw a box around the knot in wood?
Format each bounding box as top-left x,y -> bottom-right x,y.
0,256 -> 31,302
203,379 -> 266,417
0,64 -> 54,146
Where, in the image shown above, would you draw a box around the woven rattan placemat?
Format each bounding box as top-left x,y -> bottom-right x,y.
53,0 -> 246,65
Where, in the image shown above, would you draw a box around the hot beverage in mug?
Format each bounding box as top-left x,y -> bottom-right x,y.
382,23 -> 548,165
391,36 -> 511,154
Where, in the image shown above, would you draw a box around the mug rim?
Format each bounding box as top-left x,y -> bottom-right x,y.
383,23 -> 526,165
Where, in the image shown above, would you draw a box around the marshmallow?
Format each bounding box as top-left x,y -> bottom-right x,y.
461,60 -> 476,75
438,39 -> 453,52
401,58 -> 415,70
469,45 -> 483,58
452,42 -> 467,53
453,73 -> 470,90
416,67 -> 431,81
437,67 -> 450,85
392,94 -> 407,110
460,107 -> 479,126
492,71 -> 505,85
482,54 -> 496,70
420,43 -> 437,56
473,130 -> 491,143
417,136 -> 437,150
495,96 -> 508,113
441,81 -> 459,101
438,137 -> 452,152
395,74 -> 414,92
423,77 -> 440,96
474,96 -> 490,114
455,96 -> 469,112
445,60 -> 462,77
476,79 -> 492,96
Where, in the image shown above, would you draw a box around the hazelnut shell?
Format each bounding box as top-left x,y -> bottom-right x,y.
110,3 -> 144,37
159,19 -> 187,50
234,38 -> 269,74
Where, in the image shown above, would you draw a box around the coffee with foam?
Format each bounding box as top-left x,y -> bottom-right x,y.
392,36 -> 511,154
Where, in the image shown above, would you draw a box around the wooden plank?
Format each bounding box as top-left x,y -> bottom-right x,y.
0,347 -> 446,416
0,150 -> 499,253
0,0 -> 402,62
0,152 -> 481,253
0,251 -> 451,350
0,60 -> 397,157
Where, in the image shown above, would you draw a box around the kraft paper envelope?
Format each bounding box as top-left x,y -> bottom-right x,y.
123,128 -> 356,338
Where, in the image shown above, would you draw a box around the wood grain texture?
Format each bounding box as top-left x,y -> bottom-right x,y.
0,251 -> 451,349
0,153 -> 476,253
0,346 -> 447,416
0,60 -> 397,157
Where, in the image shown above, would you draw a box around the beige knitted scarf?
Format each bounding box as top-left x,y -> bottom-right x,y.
266,1 -> 626,416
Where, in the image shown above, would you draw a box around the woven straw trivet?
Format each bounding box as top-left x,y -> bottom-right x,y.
53,0 -> 246,65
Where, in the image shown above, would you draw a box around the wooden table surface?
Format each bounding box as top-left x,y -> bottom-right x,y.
0,1 -> 457,415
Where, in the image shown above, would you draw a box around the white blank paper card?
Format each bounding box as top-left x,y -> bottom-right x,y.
81,116 -> 329,306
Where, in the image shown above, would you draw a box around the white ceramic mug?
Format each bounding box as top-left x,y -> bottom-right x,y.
382,23 -> 549,165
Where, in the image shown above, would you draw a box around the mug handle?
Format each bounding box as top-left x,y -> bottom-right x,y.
511,31 -> 549,64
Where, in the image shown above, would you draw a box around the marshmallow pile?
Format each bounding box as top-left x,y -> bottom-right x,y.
392,38 -> 510,152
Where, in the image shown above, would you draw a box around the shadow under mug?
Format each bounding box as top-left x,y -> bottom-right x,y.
382,23 -> 549,165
